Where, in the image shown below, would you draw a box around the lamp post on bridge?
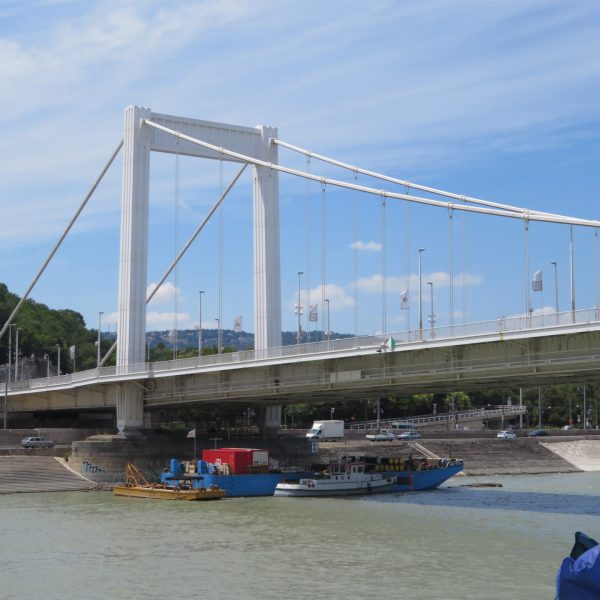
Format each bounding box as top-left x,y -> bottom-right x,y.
7,324 -> 14,386
96,311 -> 103,368
325,298 -> 330,343
55,344 -> 61,376
551,261 -> 559,326
418,248 -> 425,339
15,328 -> 21,382
428,281 -> 435,338
296,271 -> 304,346
198,290 -> 204,357
215,318 -> 221,354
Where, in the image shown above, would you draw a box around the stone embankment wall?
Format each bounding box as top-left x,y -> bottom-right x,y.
317,437 -> 600,475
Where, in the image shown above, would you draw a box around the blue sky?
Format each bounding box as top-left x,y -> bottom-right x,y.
1,0 -> 600,339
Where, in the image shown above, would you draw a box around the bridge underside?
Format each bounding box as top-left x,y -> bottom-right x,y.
8,329 -> 600,416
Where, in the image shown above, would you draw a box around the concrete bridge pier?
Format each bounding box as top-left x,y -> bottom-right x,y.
115,383 -> 144,434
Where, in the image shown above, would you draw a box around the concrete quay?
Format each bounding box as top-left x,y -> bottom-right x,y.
1,430 -> 598,491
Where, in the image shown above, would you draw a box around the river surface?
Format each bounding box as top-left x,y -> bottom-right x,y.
1,472 -> 598,599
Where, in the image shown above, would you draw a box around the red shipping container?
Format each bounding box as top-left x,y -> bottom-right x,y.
202,448 -> 268,474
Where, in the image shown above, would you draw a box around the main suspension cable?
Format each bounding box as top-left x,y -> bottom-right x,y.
142,120 -> 599,228
273,138 -> 571,222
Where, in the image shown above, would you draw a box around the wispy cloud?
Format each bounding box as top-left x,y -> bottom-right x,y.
289,283 -> 355,311
353,272 -> 483,294
351,240 -> 381,252
146,311 -> 191,329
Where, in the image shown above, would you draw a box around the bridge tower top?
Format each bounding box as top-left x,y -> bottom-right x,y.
117,105 -> 281,371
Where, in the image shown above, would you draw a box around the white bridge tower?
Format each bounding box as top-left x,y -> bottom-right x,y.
116,106 -> 281,432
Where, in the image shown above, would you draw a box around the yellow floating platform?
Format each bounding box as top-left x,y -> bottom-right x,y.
113,484 -> 226,501
112,463 -> 226,500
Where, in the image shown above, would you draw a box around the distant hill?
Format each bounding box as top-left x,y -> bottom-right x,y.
147,327 -> 353,352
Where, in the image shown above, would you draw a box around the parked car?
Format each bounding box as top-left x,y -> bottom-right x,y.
397,431 -> 422,440
21,436 -> 54,448
497,430 -> 517,439
366,429 -> 397,442
527,429 -> 549,437
562,425 -> 575,431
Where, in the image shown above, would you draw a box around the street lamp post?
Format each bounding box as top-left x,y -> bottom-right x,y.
296,271 -> 304,346
215,318 -> 221,354
428,281 -> 435,338
551,261 -> 559,325
330,407 -> 335,420
198,290 -> 204,357
570,225 -> 576,323
15,328 -> 21,382
97,311 -> 103,368
418,248 -> 425,339
325,298 -> 330,343
56,344 -> 61,375
44,354 -> 50,378
7,324 -> 14,385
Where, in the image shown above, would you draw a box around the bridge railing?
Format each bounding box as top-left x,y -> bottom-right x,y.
8,307 -> 600,392
348,405 -> 527,430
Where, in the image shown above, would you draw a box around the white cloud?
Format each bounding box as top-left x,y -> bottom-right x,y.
350,240 -> 382,252
290,283 -> 355,312
146,311 -> 191,329
353,272 -> 483,293
147,282 -> 181,306
505,305 -> 557,320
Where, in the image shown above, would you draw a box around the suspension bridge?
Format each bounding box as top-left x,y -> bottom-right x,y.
3,106 -> 600,433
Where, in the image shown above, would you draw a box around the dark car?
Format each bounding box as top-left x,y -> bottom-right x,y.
528,429 -> 549,437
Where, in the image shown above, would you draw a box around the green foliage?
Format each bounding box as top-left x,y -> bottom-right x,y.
0,283 -> 111,374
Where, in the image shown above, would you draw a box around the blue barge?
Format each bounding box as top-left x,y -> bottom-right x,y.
161,448 -> 309,497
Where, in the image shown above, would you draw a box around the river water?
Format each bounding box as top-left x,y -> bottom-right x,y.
1,472 -> 598,599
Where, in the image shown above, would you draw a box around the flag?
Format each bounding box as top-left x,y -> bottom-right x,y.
532,269 -> 543,292
385,337 -> 397,351
187,428 -> 196,439
233,316 -> 242,333
69,345 -> 76,360
308,304 -> 318,322
400,289 -> 409,309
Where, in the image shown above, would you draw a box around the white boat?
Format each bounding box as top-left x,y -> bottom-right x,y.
274,461 -> 396,497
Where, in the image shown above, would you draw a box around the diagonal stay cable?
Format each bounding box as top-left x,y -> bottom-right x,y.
0,139 -> 124,342
143,119 -> 600,228
100,163 -> 247,366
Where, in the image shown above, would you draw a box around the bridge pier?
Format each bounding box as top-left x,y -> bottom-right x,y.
115,384 -> 144,434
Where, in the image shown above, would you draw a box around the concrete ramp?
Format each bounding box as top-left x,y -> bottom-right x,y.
0,456 -> 96,493
541,440 -> 600,472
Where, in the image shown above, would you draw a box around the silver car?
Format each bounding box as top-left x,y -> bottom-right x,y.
21,436 -> 54,448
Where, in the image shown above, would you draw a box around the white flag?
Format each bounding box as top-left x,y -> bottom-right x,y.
187,428 -> 196,439
69,345 -> 76,360
532,269 -> 543,292
233,316 -> 242,333
400,289 -> 409,309
308,304 -> 318,322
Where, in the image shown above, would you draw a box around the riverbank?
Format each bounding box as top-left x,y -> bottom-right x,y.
317,436 -> 600,475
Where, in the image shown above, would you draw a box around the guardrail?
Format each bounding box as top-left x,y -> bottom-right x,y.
348,405 -> 527,430
6,306 -> 600,394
